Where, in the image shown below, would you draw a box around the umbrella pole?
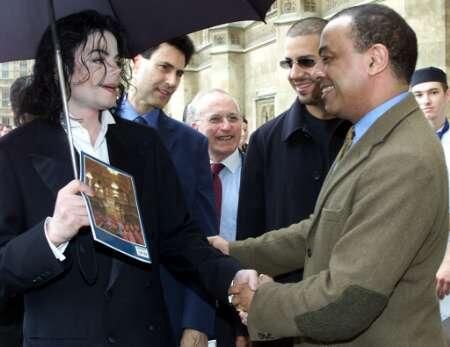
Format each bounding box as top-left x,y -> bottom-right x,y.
47,0 -> 79,180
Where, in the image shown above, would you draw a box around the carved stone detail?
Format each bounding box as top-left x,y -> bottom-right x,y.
256,97 -> 275,127
281,0 -> 296,14
303,0 -> 316,12
213,34 -> 226,46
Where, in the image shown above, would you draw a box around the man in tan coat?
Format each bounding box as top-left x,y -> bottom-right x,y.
210,4 -> 448,346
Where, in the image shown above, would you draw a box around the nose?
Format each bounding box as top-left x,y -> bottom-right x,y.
220,118 -> 233,131
288,63 -> 304,80
108,60 -> 121,76
311,59 -> 325,80
166,71 -> 178,87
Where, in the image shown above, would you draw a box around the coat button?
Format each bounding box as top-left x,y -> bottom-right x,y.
147,324 -> 155,332
313,171 -> 321,181
307,248 -> 312,257
32,276 -> 43,284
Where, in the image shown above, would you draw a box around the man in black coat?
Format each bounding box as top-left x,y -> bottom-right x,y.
236,17 -> 350,346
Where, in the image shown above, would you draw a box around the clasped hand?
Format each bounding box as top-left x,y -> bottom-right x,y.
229,271 -> 274,325
212,235 -> 275,325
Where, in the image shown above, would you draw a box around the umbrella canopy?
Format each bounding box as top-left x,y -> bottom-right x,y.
0,0 -> 275,63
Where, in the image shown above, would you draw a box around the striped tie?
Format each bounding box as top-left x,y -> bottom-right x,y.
331,126 -> 355,172
336,126 -> 355,161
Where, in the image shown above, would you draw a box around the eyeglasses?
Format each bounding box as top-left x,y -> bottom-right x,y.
279,57 -> 316,70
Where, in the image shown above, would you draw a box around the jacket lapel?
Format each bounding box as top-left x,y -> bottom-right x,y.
30,124 -> 74,196
312,94 -> 419,219
28,121 -> 100,284
31,154 -> 73,196
157,111 -> 177,153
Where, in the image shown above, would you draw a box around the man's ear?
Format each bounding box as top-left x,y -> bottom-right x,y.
445,87 -> 450,102
366,44 -> 389,76
131,54 -> 143,73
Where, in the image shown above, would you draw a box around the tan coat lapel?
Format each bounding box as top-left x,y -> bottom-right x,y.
312,94 -> 418,222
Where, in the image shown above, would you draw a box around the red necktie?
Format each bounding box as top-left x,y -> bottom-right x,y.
211,163 -> 224,223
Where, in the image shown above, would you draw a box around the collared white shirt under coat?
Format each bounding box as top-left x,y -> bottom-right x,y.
47,110 -> 115,260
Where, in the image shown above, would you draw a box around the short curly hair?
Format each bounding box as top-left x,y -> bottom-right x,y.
331,4 -> 417,84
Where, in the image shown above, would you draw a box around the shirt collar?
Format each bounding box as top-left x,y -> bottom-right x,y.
436,118 -> 449,140
353,91 -> 409,144
282,99 -> 310,141
215,149 -> 241,174
62,109 -> 115,150
119,97 -> 160,128
62,109 -> 116,130
282,98 -> 346,142
119,97 -> 139,121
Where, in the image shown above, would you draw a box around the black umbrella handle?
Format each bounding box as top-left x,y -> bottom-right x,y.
47,0 -> 79,180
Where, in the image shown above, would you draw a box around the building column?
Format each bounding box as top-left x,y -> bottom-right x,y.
208,25 -> 245,111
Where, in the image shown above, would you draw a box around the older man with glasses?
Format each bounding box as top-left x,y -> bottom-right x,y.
235,17 -> 351,347
190,89 -> 248,347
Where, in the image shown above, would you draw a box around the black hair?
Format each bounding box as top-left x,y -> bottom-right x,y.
141,35 -> 195,66
10,75 -> 31,116
19,10 -> 131,123
331,4 -> 417,84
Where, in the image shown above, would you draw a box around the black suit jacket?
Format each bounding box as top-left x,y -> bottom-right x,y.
0,117 -> 240,347
153,111 -> 217,341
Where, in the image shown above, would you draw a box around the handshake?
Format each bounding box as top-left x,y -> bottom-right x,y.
208,236 -> 274,325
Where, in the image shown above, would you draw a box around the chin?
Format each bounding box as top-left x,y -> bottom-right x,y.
103,102 -> 116,109
298,95 -> 314,104
324,103 -> 335,114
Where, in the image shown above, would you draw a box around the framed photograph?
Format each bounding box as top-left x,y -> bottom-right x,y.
80,151 -> 151,263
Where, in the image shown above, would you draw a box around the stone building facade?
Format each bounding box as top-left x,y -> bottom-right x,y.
0,60 -> 33,126
0,0 -> 447,131
166,0 -> 450,134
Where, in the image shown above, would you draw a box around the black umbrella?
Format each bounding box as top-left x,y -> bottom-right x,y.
0,0 -> 275,178
0,0 -> 275,63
